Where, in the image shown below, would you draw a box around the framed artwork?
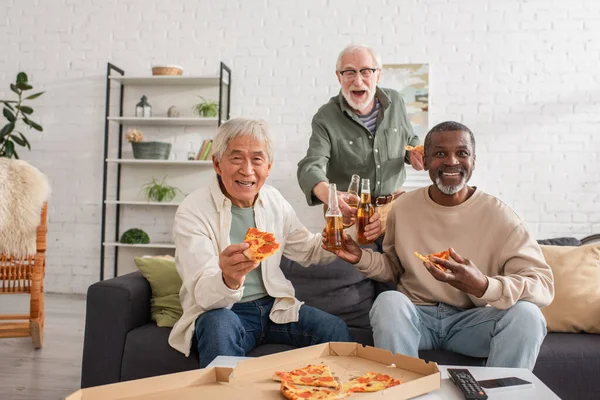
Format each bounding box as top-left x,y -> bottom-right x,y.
379,64 -> 429,138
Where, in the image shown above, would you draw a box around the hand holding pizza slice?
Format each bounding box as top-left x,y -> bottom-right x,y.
414,249 -> 450,272
243,227 -> 281,262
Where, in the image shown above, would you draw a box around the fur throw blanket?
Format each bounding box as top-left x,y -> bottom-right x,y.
0,159 -> 50,257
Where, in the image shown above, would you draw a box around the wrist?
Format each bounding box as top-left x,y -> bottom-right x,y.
313,181 -> 329,204
475,276 -> 489,298
222,273 -> 241,290
351,249 -> 363,265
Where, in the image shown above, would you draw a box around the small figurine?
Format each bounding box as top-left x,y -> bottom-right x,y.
167,105 -> 180,118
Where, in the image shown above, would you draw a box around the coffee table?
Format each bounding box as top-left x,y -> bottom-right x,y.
207,357 -> 560,399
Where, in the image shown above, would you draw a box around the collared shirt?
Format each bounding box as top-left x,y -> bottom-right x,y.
297,87 -> 420,206
168,176 -> 338,356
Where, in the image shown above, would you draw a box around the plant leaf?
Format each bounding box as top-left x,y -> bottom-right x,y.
3,108 -> 16,122
16,105 -> 33,115
24,118 -> 43,131
10,84 -> 20,95
4,140 -> 15,158
0,122 -> 15,140
25,91 -> 44,100
16,132 -> 31,150
16,82 -> 33,91
11,134 -> 26,147
16,72 -> 28,83
2,102 -> 14,111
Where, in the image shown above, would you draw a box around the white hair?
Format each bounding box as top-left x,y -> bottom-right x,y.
212,117 -> 274,162
336,44 -> 382,70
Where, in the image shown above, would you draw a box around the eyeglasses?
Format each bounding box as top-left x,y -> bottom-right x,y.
338,68 -> 378,80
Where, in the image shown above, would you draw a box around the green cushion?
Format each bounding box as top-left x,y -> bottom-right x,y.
134,257 -> 183,327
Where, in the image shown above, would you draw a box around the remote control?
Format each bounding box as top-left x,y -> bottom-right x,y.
447,369 -> 488,400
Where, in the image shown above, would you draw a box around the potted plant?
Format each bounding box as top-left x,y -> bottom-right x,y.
126,128 -> 171,160
142,176 -> 181,202
192,96 -> 218,118
0,72 -> 44,159
120,228 -> 150,244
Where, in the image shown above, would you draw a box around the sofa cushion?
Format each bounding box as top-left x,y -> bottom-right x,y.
533,333 -> 600,400
121,323 -> 197,382
134,256 -> 183,328
540,244 -> 600,333
279,252 -> 376,329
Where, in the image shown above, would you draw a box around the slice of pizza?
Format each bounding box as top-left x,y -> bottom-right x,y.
341,371 -> 402,394
273,364 -> 339,388
280,379 -> 347,400
242,227 -> 281,262
414,249 -> 450,271
405,144 -> 424,155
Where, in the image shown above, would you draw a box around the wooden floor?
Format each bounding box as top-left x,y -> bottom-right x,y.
0,293 -> 86,400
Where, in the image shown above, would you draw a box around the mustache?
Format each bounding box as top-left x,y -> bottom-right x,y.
437,167 -> 466,177
349,85 -> 370,92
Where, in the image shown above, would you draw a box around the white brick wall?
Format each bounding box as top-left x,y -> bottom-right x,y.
1,0 -> 598,293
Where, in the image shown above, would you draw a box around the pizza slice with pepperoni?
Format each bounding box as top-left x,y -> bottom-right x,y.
341,371 -> 402,394
414,249 -> 450,271
273,364 -> 339,388
405,144 -> 424,155
242,227 -> 281,262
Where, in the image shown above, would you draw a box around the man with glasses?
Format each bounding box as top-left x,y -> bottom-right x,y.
297,44 -> 425,231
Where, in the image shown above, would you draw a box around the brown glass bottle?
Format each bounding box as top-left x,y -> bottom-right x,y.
357,179 -> 375,245
324,183 -> 344,251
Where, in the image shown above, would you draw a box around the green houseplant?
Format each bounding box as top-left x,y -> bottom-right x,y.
192,96 -> 218,118
120,228 -> 150,244
0,72 -> 44,159
142,176 -> 181,202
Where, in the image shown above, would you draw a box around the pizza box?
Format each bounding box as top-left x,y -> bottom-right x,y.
66,342 -> 440,399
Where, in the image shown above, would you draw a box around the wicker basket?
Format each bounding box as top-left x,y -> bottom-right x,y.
151,65 -> 184,76
131,142 -> 172,160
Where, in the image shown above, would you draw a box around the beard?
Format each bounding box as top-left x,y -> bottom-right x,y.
342,84 -> 376,112
434,167 -> 468,195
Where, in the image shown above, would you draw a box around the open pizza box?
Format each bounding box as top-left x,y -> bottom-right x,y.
66,342 -> 441,399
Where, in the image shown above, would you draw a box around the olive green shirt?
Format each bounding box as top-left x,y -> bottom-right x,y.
229,205 -> 267,303
297,87 -> 420,206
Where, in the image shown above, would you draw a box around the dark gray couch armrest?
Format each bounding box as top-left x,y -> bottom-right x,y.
81,271 -> 151,388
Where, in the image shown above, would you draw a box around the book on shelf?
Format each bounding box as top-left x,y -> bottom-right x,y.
196,139 -> 213,160
196,139 -> 210,160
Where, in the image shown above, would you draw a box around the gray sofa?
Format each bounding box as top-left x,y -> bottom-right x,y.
81,238 -> 600,399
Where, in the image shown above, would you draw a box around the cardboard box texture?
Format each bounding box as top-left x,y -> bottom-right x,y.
66,342 -> 440,399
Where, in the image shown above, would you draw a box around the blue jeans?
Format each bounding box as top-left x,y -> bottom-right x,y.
194,296 -> 354,368
370,291 -> 546,370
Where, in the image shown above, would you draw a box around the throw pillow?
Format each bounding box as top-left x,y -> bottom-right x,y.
540,244 -> 600,333
134,256 -> 183,328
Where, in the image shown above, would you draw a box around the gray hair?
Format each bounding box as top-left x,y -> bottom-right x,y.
336,44 -> 383,70
212,117 -> 274,162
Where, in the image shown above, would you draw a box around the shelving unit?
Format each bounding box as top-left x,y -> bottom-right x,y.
107,117 -> 218,126
100,62 -> 231,280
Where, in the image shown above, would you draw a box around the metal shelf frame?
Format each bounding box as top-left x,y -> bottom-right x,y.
100,62 -> 231,281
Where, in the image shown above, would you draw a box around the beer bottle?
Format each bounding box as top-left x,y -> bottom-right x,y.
357,178 -> 375,245
342,174 -> 360,228
324,183 -> 344,251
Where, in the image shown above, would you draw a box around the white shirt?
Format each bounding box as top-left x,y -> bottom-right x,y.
168,176 -> 338,356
